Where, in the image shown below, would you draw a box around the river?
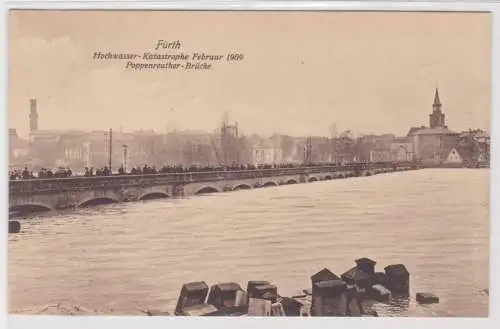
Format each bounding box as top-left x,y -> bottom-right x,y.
8,168 -> 490,317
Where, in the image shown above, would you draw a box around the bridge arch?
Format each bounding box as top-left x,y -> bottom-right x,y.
78,197 -> 119,208
195,186 -> 221,195
262,181 -> 279,188
139,192 -> 170,201
9,204 -> 52,215
285,179 -> 298,185
308,177 -> 319,182
233,184 -> 252,191
324,175 -> 333,180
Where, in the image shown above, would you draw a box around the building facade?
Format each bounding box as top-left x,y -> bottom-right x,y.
252,146 -> 283,165
369,149 -> 392,162
445,148 -> 463,164
407,88 -> 459,164
390,138 -> 414,162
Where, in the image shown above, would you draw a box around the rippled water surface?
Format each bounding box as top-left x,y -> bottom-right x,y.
8,169 -> 490,317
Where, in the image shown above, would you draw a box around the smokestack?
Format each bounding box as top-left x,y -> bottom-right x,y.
29,98 -> 38,132
329,123 -> 337,138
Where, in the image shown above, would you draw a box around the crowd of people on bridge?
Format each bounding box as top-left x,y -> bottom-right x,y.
9,160 -> 407,181
85,166 -> 112,177
127,163 -> 308,175
9,167 -> 73,180
9,168 -> 34,180
120,162 -> 349,175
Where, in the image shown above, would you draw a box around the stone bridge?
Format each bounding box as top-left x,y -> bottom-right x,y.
8,162 -> 418,215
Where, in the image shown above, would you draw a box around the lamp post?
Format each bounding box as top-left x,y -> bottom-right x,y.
123,144 -> 128,172
104,131 -> 109,167
109,128 -> 113,171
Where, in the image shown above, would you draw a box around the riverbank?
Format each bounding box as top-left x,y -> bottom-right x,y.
421,163 -> 489,169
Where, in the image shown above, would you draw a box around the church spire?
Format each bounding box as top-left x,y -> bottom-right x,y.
433,88 -> 441,108
429,88 -> 445,128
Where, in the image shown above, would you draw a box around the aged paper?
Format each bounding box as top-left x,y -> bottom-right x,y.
7,10 -> 491,317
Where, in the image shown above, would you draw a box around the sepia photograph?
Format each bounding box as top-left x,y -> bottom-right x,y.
6,8 -> 492,318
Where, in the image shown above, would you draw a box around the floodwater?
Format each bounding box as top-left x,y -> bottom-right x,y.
8,169 -> 490,317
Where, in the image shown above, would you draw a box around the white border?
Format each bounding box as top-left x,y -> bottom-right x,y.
1,1 -> 498,329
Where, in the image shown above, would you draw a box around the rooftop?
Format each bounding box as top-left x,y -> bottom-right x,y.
392,137 -> 410,143
30,129 -> 85,136
213,282 -> 242,292
453,146 -> 474,161
407,126 -> 426,136
311,268 -> 340,282
413,127 -> 457,136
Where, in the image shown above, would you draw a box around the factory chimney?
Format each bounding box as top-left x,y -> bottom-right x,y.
29,98 -> 38,132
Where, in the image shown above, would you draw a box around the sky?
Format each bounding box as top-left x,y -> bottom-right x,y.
7,10 -> 492,138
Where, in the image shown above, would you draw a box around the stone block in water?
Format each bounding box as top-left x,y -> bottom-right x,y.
313,293 -> 348,316
368,284 -> 392,302
250,284 -> 278,303
384,264 -> 410,295
346,298 -> 363,316
311,280 -> 348,316
247,298 -> 272,316
345,285 -> 365,316
234,290 -> 248,307
246,281 -> 270,299
8,220 -> 21,234
355,257 -> 377,275
302,288 -> 312,296
260,292 -> 278,304
142,309 -> 170,316
373,272 -> 390,287
311,268 -> 340,283
182,303 -> 219,316
416,292 -> 439,304
175,281 -> 209,315
341,267 -> 373,289
206,282 -> 243,310
271,302 -> 286,316
312,280 -> 347,297
280,297 -> 304,316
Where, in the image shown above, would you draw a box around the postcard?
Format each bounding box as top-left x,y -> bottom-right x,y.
7,9 -> 491,318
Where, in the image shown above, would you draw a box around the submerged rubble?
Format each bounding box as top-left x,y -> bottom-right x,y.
416,292 -> 439,305
173,257 -> 437,316
12,258 -> 444,317
9,220 -> 21,234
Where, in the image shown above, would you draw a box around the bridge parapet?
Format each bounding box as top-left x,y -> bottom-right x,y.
9,162 -> 416,196
8,162 -> 420,215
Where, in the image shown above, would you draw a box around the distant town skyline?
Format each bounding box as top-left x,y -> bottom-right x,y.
7,10 -> 491,138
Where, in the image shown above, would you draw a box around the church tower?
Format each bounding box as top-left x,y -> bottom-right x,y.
29,98 -> 38,132
429,88 -> 446,128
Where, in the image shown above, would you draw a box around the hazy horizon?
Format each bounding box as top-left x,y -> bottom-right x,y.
7,10 -> 492,139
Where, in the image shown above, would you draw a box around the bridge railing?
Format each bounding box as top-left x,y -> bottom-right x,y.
9,162 -> 415,195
